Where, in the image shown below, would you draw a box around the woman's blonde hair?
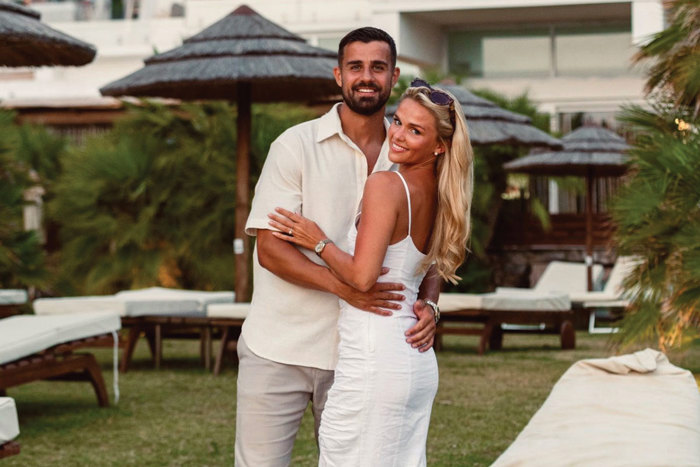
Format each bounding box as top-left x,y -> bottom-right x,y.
400,85 -> 474,283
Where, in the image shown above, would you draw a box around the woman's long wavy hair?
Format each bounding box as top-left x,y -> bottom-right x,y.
400,86 -> 474,283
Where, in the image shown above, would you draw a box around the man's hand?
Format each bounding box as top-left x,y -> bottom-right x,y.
406,299 -> 436,351
337,280 -> 405,316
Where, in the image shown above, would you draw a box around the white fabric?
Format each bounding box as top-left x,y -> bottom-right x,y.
438,293 -> 484,311
533,261 -> 604,294
492,349 -> 700,467
497,261 -> 604,297
583,299 -> 629,309
115,287 -> 234,312
207,303 -> 249,319
439,291 -> 570,312
0,290 -> 27,305
243,103 -> 394,370
33,287 -> 234,317
319,171 -> 437,466
0,398 -> 19,443
574,256 -> 640,304
0,312 -> 121,365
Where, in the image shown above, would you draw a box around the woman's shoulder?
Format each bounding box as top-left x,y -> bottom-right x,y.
367,170 -> 403,185
365,171 -> 404,196
363,171 -> 405,205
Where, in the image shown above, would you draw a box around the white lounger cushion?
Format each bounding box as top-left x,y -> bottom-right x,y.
115,287 -> 234,312
492,349 -> 700,467
0,290 -> 27,305
0,398 -> 19,443
0,312 -> 121,365
207,303 -> 250,319
533,261 -> 604,294
439,291 -> 570,312
33,287 -> 234,318
573,256 -> 641,304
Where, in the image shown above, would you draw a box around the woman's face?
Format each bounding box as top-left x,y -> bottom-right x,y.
388,98 -> 444,165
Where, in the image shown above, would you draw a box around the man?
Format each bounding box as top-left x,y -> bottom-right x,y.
236,27 -> 440,466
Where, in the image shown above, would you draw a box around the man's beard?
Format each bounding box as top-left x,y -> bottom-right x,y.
342,83 -> 391,116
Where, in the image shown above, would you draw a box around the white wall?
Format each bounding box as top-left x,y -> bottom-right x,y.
0,0 -> 665,115
631,0 -> 665,45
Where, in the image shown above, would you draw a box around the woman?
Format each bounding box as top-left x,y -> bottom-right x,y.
268,79 -> 473,466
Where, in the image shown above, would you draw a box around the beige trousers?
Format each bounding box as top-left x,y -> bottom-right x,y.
234,336 -> 335,467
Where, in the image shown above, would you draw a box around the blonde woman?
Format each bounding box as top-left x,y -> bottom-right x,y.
268,79 -> 473,466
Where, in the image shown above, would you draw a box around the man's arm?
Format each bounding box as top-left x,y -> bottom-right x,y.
257,230 -> 404,315
405,264 -> 441,351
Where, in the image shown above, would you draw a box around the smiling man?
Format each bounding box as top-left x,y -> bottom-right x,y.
236,27 -> 441,466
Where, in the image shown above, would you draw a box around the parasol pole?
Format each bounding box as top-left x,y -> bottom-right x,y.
585,167 -> 594,291
234,82 -> 252,302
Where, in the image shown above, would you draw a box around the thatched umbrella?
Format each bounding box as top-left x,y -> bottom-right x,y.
0,0 -> 96,66
388,84 -> 562,149
504,126 -> 630,290
100,4 -> 339,301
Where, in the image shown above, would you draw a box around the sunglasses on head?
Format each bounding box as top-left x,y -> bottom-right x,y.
409,78 -> 456,130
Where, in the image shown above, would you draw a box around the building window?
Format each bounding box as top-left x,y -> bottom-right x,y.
316,36 -> 342,52
555,27 -> 634,76
449,30 -> 551,78
448,24 -> 632,78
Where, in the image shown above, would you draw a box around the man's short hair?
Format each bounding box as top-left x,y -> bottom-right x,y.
337,27 -> 397,68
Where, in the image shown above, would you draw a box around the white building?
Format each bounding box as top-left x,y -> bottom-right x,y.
1,0 -> 665,131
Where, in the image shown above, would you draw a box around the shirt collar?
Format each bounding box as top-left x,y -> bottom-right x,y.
316,102 -> 390,144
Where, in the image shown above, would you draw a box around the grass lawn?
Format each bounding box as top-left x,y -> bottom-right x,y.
4,332 -> 699,466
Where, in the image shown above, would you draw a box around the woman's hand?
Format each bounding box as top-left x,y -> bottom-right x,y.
268,207 -> 328,251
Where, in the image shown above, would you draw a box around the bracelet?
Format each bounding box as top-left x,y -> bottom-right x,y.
424,299 -> 440,325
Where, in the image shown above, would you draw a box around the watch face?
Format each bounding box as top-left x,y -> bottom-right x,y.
315,243 -> 323,253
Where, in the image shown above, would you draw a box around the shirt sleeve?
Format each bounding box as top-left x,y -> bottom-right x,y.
245,134 -> 302,236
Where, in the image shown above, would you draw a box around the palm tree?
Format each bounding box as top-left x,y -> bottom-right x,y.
612,103 -> 699,351
612,0 -> 700,350
634,0 -> 700,115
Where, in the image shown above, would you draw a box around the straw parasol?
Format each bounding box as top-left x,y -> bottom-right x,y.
100,4 -> 339,301
388,84 -> 563,149
504,126 -> 630,290
0,0 -> 96,67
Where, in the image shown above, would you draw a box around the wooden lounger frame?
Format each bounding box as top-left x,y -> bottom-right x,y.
0,304 -> 22,319
0,441 -> 20,459
436,308 -> 576,354
209,317 -> 244,376
118,317 -> 243,374
0,334 -> 112,407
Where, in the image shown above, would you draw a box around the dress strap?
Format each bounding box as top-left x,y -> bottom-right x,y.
394,171 -> 412,234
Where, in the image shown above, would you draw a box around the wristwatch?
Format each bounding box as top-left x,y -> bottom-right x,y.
314,238 -> 333,257
424,299 -> 440,324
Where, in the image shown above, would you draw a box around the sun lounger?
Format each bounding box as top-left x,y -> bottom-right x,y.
33,287 -> 234,371
0,289 -> 28,318
0,397 -> 20,459
498,258 -> 637,333
206,303 -> 249,375
0,312 -> 121,408
437,291 -> 573,354
491,349 -> 700,467
497,261 -> 604,296
571,256 -> 639,333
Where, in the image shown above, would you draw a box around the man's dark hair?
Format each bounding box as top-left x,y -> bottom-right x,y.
337,27 -> 397,68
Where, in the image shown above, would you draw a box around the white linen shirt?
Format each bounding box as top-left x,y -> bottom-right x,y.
244,103 -> 394,370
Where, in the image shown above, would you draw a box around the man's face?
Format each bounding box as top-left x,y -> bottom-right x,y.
334,41 -> 399,116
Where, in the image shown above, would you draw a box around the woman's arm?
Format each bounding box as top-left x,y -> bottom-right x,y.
269,172 -> 400,292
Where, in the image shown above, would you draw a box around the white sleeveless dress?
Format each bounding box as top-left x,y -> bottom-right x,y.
318,172 -> 439,467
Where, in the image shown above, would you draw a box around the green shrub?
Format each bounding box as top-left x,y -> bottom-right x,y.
48,100 -> 314,294
0,110 -> 47,289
